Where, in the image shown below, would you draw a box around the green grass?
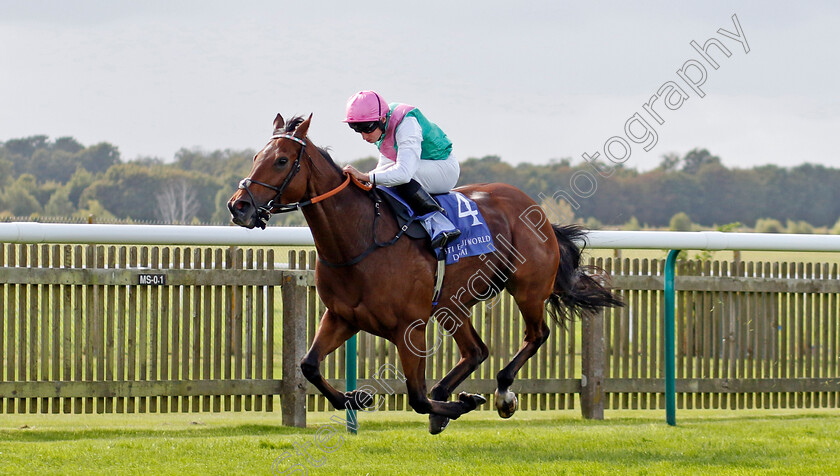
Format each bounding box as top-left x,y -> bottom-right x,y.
1,409 -> 839,475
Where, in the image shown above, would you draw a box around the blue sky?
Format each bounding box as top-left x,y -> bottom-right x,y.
1,1 -> 838,170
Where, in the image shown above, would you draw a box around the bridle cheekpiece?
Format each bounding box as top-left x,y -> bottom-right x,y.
237,132 -> 370,229
237,133 -> 309,228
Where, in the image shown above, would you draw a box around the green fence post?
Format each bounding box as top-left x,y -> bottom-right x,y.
664,249 -> 680,426
346,334 -> 358,434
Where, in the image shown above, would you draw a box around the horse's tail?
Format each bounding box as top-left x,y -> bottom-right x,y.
546,224 -> 624,324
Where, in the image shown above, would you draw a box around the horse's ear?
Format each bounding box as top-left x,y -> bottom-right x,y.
273,114 -> 285,132
294,113 -> 313,139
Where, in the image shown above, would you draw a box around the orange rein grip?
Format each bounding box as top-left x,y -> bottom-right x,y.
349,173 -> 373,192
308,172 -> 372,205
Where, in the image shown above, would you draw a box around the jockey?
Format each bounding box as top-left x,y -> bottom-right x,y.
342,90 -> 461,250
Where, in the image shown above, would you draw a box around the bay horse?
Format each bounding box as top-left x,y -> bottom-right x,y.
228,114 -> 621,434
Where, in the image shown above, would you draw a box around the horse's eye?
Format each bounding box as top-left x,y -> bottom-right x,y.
276,157 -> 289,167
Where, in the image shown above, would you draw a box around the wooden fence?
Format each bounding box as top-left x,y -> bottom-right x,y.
1,243 -> 839,426
606,257 -> 840,410
297,254 -> 840,414
0,243 -> 310,426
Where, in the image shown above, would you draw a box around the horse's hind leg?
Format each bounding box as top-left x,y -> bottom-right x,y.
427,318 -> 489,434
495,297 -> 550,418
300,310 -> 372,410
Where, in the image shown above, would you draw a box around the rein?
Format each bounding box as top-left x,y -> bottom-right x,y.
317,187 -> 416,268
239,131 -> 412,267
238,133 -> 373,223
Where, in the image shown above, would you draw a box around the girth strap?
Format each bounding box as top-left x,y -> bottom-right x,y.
432,258 -> 446,306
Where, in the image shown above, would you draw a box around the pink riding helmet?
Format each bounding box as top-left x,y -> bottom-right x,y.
343,90 -> 388,122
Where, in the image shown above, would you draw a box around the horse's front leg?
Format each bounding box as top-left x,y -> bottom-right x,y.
398,322 -> 486,434
427,319 -> 489,434
300,310 -> 373,411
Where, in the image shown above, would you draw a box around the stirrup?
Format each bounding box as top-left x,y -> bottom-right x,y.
431,229 -> 461,249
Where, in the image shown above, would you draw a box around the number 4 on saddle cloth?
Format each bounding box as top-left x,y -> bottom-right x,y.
376,186 -> 496,265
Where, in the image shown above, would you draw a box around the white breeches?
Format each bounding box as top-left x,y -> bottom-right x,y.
412,153 -> 460,194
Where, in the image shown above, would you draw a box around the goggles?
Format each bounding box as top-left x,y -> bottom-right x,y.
348,121 -> 380,134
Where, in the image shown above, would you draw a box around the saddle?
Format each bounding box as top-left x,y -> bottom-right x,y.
376,188 -> 428,240
375,186 -> 496,264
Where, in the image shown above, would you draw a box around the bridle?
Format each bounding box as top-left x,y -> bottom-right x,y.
237,132 -> 369,227
235,129 -> 415,268
238,133 -> 307,224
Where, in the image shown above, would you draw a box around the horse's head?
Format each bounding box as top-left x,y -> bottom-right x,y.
228,113 -> 313,229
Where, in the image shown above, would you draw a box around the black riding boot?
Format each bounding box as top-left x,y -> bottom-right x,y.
394,180 -> 461,249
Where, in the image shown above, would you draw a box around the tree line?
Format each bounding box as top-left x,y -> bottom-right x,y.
2,135 -> 839,232
0,135 -> 252,225
457,149 -> 840,232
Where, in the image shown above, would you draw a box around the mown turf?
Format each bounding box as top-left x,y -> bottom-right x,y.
1,409 -> 838,475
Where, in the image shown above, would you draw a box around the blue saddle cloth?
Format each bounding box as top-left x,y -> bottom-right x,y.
377,186 -> 496,264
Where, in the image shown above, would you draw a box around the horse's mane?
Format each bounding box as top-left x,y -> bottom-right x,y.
285,115 -> 342,175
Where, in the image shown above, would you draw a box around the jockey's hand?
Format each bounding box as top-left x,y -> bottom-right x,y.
342,164 -> 370,183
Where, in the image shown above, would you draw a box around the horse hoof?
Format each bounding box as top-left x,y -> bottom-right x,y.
344,389 -> 374,409
494,389 -> 517,419
429,414 -> 450,435
458,392 -> 487,411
